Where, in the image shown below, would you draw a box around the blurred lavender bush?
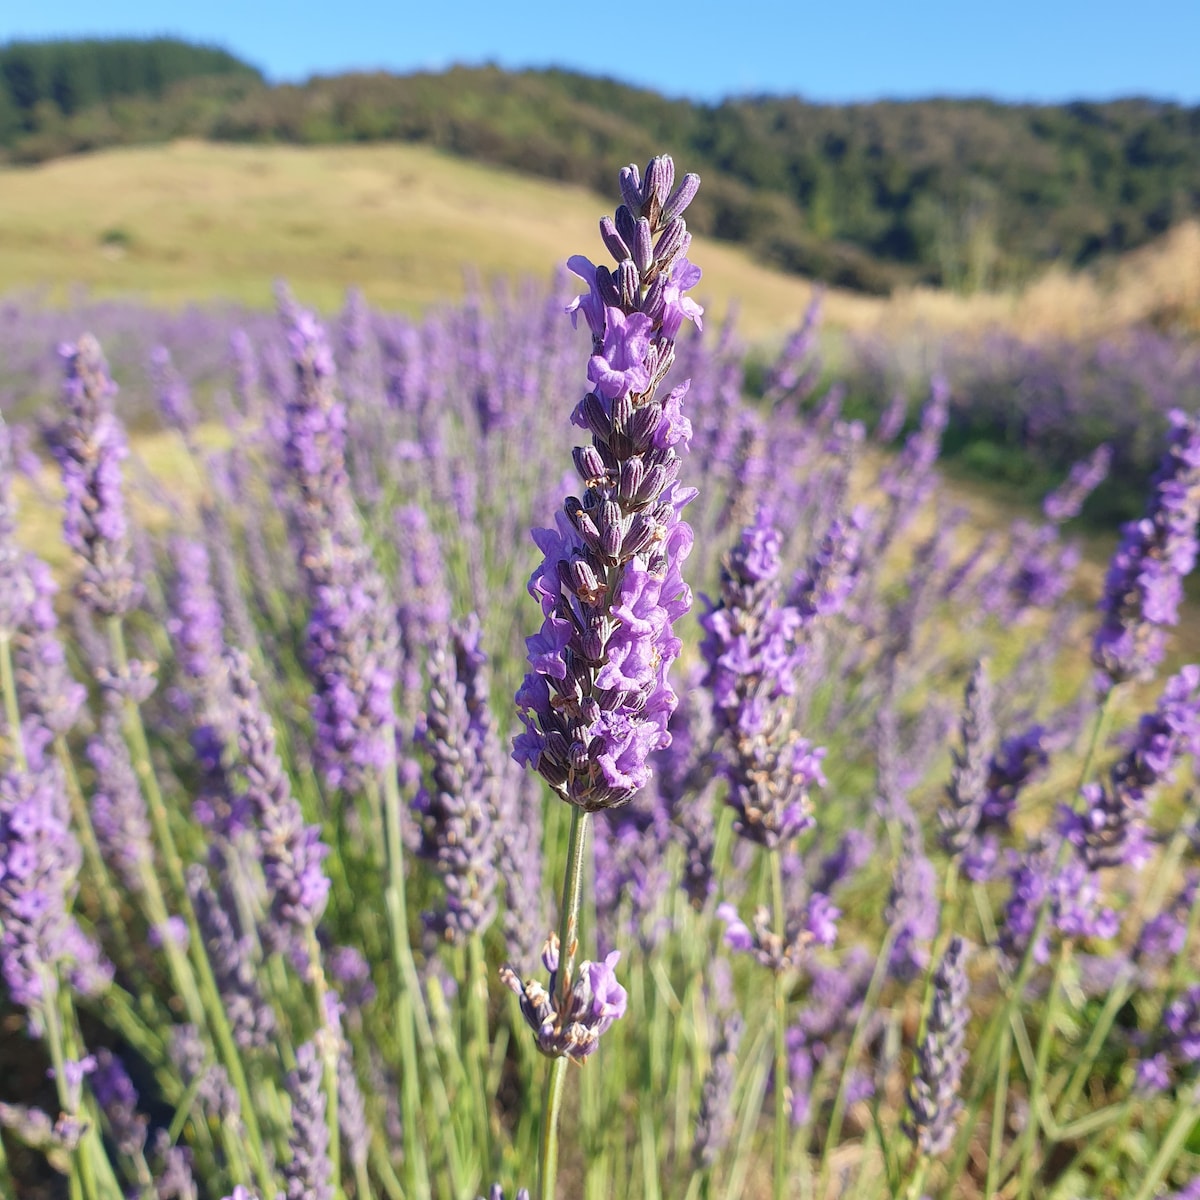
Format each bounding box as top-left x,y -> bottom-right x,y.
0,154 -> 1198,1200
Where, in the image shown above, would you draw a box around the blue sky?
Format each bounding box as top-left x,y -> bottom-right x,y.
4,0 -> 1200,105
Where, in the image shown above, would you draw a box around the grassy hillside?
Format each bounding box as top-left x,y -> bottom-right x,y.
0,139 -> 837,340
5,42 -> 1200,295
3,138 -> 1198,347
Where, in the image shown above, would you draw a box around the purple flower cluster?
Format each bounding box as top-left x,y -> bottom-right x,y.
1093,408 -> 1200,688
1062,665 -> 1200,870
513,154 -> 702,811
0,743 -> 111,1030
280,304 -> 399,793
1001,840 -> 1119,964
699,509 -> 824,849
282,1041 -> 334,1200
414,615 -> 501,942
692,1009 -> 743,1169
1138,984 -> 1200,1095
1043,443 -> 1112,522
939,661 -> 997,857
717,848 -> 840,974
904,935 -> 969,1157
48,335 -> 141,619
225,649 -> 330,953
499,936 -> 628,1061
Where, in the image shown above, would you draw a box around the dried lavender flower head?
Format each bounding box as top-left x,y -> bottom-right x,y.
513,154 -> 702,811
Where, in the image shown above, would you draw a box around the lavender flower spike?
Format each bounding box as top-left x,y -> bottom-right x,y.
904,935 -> 969,1157
498,935 -> 628,1061
49,335 -> 141,619
1092,409 -> 1200,688
513,153 -> 702,811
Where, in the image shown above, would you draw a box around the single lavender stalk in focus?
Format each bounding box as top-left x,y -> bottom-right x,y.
512,155 -> 702,812
904,935 -> 969,1158
1093,409 -> 1200,689
508,152 -> 701,1200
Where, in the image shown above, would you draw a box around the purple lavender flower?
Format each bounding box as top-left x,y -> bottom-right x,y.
0,742 -> 110,1030
279,303 -> 399,793
1137,985 -> 1200,1095
1093,408 -> 1200,688
717,850 -> 840,974
1136,873 -> 1198,967
152,1129 -> 199,1200
592,787 -> 672,953
48,335 -> 141,619
699,510 -> 823,849
1000,839 -> 1119,965
513,154 -> 702,812
939,661 -> 997,857
1043,444 -> 1112,522
91,1048 -> 148,1158
187,864 -> 276,1051
150,345 -> 198,441
693,1010 -> 743,1169
87,707 -> 153,893
0,416 -> 33,640
13,556 -> 86,738
282,1041 -> 334,1200
499,937 -> 628,1061
167,538 -> 226,690
904,936 -> 969,1157
886,829 -> 939,982
1061,665 -> 1200,870
226,649 -> 330,953
477,1188 -> 531,1200
413,615 -> 501,942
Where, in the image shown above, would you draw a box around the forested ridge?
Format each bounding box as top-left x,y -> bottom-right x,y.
4,38 -> 1200,293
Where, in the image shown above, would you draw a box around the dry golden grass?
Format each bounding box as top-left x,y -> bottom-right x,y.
5,138 -> 1197,348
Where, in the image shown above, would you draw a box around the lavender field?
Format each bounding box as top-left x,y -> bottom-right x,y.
1,154 -> 1199,1200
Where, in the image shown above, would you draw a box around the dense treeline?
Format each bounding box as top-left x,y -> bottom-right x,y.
0,37 -> 260,149
3,41 -> 1200,294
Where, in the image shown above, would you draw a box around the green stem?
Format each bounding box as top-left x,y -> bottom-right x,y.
769,850 -> 789,1200
467,933 -> 494,1178
1129,1101 -> 1200,1200
378,769 -> 434,1200
538,1058 -> 570,1200
538,806 -> 590,1200
816,925 -> 898,1189
306,929 -> 343,1200
106,618 -> 271,1196
948,688 -> 1120,1178
984,1021 -> 1012,1200
1015,946 -> 1066,1200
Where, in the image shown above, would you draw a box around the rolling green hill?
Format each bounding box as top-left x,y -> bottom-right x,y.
3,39 -> 1199,296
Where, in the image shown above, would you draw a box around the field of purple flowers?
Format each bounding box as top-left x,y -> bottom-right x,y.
1,155 -> 1199,1200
